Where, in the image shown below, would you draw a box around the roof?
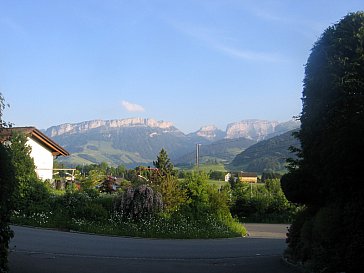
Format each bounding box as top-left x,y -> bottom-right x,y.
0,127 -> 69,156
238,172 -> 257,178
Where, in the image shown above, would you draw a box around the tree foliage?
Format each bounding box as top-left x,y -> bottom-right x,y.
156,173 -> 187,214
0,93 -> 15,273
281,12 -> 364,272
261,172 -> 282,183
209,170 -> 225,180
230,179 -> 296,223
0,92 -> 11,129
0,93 -> 37,272
153,148 -> 174,176
150,149 -> 187,213
0,141 -> 16,273
231,129 -> 300,173
179,172 -> 234,223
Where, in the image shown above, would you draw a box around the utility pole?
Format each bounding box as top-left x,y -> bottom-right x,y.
196,144 -> 201,169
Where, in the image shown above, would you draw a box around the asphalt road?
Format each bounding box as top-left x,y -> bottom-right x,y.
9,224 -> 295,273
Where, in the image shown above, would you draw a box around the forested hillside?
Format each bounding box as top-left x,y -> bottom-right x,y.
175,137 -> 256,166
230,129 -> 300,173
45,118 -> 298,167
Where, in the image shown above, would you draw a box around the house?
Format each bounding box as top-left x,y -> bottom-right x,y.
0,127 -> 69,180
238,171 -> 258,183
225,172 -> 232,182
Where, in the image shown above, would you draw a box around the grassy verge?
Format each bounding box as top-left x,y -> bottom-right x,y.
11,211 -> 246,239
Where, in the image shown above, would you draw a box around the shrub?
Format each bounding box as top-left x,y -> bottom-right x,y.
0,128 -> 37,273
231,180 -> 297,223
179,172 -> 211,220
48,190 -> 109,228
178,171 -> 244,236
14,178 -> 52,216
209,170 -> 225,181
0,142 -> 16,273
281,12 -> 364,272
155,174 -> 187,214
114,184 -> 163,220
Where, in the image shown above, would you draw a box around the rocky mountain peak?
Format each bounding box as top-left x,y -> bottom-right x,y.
225,119 -> 279,140
193,125 -> 225,141
46,118 -> 174,137
46,117 -> 300,167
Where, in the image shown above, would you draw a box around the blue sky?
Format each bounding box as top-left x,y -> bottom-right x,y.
1,1 -> 363,133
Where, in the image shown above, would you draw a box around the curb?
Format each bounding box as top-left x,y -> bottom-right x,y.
281,256 -> 307,273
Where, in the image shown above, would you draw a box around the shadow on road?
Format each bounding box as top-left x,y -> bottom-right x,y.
9,225 -> 295,273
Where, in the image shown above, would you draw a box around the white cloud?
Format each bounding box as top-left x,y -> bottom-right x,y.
249,6 -> 287,23
169,20 -> 285,63
121,100 -> 145,112
216,45 -> 287,63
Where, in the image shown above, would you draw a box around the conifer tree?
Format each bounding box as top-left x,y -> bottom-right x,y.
153,148 -> 174,176
281,12 -> 364,272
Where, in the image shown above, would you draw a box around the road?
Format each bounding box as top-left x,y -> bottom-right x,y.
9,224 -> 295,273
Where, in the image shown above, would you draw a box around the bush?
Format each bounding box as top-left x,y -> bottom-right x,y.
281,12 -> 364,272
179,172 -> 212,220
209,170 -> 225,181
1,129 -> 37,273
94,194 -> 115,213
178,171 -> 244,236
114,184 -> 163,220
285,203 -> 364,272
14,178 -> 52,216
0,142 -> 16,273
153,173 -> 187,215
230,180 -> 297,223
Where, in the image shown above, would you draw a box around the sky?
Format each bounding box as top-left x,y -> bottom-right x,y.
1,1 -> 363,133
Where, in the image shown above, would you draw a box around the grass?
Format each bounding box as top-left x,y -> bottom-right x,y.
11,211 -> 246,239
179,162 -> 228,172
208,179 -> 228,189
59,140 -> 150,166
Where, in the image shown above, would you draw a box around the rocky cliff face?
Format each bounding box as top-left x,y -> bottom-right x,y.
45,118 -> 299,167
225,120 -> 280,140
188,120 -> 298,142
46,118 -> 175,137
193,125 -> 225,141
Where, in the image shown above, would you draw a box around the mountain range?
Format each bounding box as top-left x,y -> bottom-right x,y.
45,118 -> 300,168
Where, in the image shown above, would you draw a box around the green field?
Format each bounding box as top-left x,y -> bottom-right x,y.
59,140 -> 150,166
208,179 -> 228,188
183,163 -> 228,172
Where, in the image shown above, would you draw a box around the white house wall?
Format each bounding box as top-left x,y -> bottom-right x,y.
27,137 -> 54,180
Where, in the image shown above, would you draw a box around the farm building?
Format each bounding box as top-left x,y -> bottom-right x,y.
238,172 -> 258,183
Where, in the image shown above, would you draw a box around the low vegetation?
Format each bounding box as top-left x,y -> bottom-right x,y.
10,149 -> 246,239
1,112 -> 297,272
230,178 -> 298,223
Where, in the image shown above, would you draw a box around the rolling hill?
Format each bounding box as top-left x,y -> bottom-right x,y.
174,137 -> 256,166
229,129 -> 300,173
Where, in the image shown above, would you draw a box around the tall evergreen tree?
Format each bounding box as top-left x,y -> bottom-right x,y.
281,12 -> 364,272
151,149 -> 185,213
153,148 -> 174,176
